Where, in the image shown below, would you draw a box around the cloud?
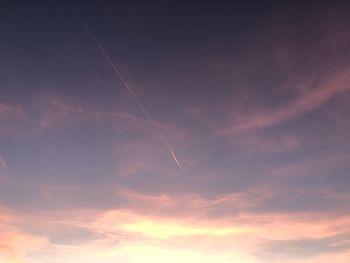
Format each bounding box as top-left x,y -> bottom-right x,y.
286,251 -> 350,263
115,185 -> 272,219
29,224 -> 100,246
1,199 -> 349,263
0,2 -> 349,263
0,103 -> 23,117
222,67 -> 350,134
0,208 -> 46,263
0,158 -> 7,171
262,233 -> 350,261
0,231 -> 46,263
0,157 -> 7,180
37,94 -> 83,130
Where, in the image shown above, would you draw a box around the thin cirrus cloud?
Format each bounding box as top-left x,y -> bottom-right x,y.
220,67 -> 350,135
1,89 -> 350,262
0,1 -> 350,263
0,158 -> 7,171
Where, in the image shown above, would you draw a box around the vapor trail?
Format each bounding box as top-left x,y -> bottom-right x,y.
67,0 -> 181,168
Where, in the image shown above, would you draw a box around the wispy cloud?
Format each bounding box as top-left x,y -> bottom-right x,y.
0,158 -> 7,171
221,67 -> 350,134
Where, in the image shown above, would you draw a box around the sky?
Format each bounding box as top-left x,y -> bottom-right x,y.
1,0 -> 350,262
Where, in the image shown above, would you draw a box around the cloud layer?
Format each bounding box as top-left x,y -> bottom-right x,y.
1,1 -> 350,262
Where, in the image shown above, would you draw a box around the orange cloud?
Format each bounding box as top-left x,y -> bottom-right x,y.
0,232 -> 46,263
0,202 -> 347,263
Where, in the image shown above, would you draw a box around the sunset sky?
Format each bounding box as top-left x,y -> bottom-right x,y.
1,1 -> 350,262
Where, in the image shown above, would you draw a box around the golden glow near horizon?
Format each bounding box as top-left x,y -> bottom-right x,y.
121,219 -> 258,239
1,207 -> 350,263
103,244 -> 258,263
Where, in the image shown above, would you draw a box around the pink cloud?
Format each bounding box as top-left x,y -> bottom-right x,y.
0,209 -> 47,263
0,232 -> 47,263
234,133 -> 302,154
0,157 -> 7,180
287,252 -> 350,263
0,158 -> 7,171
37,94 -> 84,130
113,185 -> 273,219
222,67 -> 350,134
0,103 -> 23,117
0,199 -> 348,263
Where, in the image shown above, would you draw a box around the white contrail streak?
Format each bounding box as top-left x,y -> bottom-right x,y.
171,150 -> 182,168
67,0 -> 181,168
